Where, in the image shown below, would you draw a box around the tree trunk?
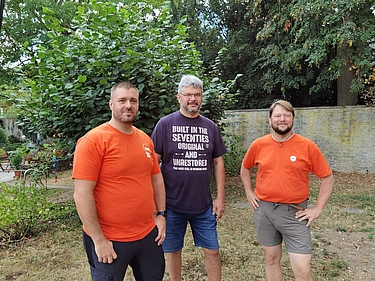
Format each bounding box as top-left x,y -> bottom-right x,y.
336,46 -> 358,106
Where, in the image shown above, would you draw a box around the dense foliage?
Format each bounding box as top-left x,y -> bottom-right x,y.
9,1 -> 237,152
0,183 -> 52,240
0,127 -> 7,144
252,0 -> 375,106
0,182 -> 77,241
1,0 -> 374,151
0,0 -> 78,84
171,0 -> 375,108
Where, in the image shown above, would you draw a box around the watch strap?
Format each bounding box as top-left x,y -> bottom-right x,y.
156,211 -> 167,217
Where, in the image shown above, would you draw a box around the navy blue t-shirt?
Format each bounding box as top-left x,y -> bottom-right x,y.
151,111 -> 227,214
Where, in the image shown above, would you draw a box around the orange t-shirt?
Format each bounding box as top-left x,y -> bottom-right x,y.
242,134 -> 332,203
72,123 -> 160,241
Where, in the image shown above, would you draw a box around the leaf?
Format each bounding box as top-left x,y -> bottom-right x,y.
64,83 -> 74,89
78,75 -> 87,83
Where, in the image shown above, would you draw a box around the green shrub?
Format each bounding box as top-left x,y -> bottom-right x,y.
8,148 -> 23,170
222,133 -> 247,176
0,127 -> 8,145
7,135 -> 22,144
0,182 -> 54,241
47,199 -> 80,227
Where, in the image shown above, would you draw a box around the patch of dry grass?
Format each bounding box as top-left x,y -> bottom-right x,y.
0,225 -> 89,281
1,171 -> 374,280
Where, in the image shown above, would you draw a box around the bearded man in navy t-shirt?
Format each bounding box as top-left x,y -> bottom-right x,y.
151,74 -> 227,281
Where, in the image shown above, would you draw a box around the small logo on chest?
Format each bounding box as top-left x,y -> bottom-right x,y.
143,144 -> 152,158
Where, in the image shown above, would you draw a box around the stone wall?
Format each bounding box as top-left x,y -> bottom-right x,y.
224,106 -> 375,174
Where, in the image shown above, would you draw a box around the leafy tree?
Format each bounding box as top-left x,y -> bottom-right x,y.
172,0 -> 375,108
0,84 -> 18,117
169,0 -> 295,108
0,0 -> 82,120
208,0 -> 375,108
208,1 -> 275,109
249,0 -> 375,106
170,0 -> 227,72
0,0 -> 79,84
15,1 -> 200,150
362,62 -> 375,106
13,1 -> 237,152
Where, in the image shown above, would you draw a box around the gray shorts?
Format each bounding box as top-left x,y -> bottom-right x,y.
253,200 -> 311,254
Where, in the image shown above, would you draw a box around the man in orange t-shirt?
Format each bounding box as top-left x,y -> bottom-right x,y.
241,100 -> 334,281
73,82 -> 166,281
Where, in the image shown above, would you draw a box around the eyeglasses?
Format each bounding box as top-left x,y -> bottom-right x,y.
272,114 -> 293,119
179,93 -> 202,99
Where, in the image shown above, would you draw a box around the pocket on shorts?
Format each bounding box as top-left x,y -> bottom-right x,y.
287,206 -> 299,216
253,207 -> 261,228
287,200 -> 308,216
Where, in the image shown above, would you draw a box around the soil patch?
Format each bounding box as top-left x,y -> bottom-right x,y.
320,229 -> 375,280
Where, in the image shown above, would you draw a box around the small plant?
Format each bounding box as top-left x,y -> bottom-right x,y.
322,247 -> 329,257
8,148 -> 23,170
0,147 -> 6,157
327,259 -> 348,278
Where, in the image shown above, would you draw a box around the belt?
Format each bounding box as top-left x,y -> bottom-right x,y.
270,201 -> 306,211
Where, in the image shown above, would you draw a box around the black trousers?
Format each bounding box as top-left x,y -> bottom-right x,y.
83,227 -> 165,281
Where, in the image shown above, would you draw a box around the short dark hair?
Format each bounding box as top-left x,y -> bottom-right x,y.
110,82 -> 138,98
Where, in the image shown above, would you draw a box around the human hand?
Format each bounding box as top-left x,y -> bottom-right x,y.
295,206 -> 322,227
246,191 -> 260,210
94,239 -> 117,264
213,198 -> 225,221
154,216 -> 166,246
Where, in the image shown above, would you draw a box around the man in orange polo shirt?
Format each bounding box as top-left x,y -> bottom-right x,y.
241,100 -> 334,281
73,81 -> 166,281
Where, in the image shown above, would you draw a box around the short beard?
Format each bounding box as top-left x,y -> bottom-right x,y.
180,101 -> 200,114
118,114 -> 136,124
273,126 -> 292,135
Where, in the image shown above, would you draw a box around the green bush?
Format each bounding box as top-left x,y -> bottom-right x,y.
222,133 -> 247,176
0,182 -> 54,241
7,135 -> 22,144
0,127 -> 8,145
47,199 -> 80,227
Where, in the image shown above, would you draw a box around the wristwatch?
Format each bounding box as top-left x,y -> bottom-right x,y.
156,211 -> 167,217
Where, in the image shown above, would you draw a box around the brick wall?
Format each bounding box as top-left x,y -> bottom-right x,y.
224,106 -> 375,174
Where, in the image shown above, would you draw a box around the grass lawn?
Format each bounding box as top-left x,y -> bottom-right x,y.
0,171 -> 374,280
